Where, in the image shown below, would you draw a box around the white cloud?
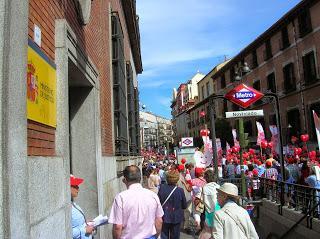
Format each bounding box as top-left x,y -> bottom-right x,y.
139,79 -> 167,88
158,96 -> 172,108
137,0 -> 237,68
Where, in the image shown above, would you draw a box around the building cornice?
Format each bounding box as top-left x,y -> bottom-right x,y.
121,0 -> 143,73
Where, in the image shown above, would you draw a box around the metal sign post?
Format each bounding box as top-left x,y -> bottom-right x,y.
209,98 -> 219,181
238,118 -> 246,198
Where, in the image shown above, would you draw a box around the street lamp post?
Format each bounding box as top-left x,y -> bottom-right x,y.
234,62 -> 251,199
263,92 -> 285,182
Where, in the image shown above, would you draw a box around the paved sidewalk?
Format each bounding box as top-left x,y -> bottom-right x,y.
180,231 -> 198,239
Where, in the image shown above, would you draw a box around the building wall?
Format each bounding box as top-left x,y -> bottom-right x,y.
0,0 -> 142,238
28,0 -> 139,156
210,0 -> 320,145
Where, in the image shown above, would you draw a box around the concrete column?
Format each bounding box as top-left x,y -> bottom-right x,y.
0,0 -> 29,238
55,19 -> 72,238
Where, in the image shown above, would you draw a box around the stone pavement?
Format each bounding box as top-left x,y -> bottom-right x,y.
180,231 -> 198,239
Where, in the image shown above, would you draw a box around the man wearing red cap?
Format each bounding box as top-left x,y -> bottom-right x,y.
71,175 -> 95,239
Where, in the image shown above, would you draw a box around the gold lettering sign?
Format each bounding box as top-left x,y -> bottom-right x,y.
27,41 -> 56,127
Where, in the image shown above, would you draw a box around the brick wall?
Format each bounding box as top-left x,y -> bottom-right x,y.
28,0 -> 135,156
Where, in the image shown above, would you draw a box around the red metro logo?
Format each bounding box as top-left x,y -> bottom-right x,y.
225,84 -> 264,108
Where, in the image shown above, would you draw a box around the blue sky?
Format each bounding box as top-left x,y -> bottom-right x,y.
136,0 -> 301,119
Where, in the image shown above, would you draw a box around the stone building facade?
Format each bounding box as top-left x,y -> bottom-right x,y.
140,111 -> 173,150
0,0 -> 142,238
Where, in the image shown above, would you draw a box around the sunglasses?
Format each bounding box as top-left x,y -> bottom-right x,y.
71,185 -> 79,189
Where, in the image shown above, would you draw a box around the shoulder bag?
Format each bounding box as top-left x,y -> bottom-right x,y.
161,186 -> 177,207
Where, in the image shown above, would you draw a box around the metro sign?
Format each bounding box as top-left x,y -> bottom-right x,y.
181,137 -> 193,147
225,84 -> 264,108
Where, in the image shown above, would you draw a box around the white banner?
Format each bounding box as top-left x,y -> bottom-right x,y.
232,129 -> 240,147
269,125 -> 279,154
313,110 -> 320,153
226,142 -> 231,151
256,122 -> 265,145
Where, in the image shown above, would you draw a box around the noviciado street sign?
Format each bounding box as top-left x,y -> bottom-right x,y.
225,110 -> 264,118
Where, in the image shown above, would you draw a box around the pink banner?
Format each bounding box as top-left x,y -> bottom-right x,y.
232,129 -> 240,147
256,122 -> 265,145
269,125 -> 279,154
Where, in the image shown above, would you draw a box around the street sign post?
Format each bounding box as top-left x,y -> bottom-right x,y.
225,84 -> 264,108
226,110 -> 264,118
225,84 -> 264,199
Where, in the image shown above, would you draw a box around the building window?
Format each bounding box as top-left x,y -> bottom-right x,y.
206,105 -> 210,122
251,50 -> 258,69
112,13 -> 129,155
127,63 -> 139,155
206,82 -> 210,97
281,26 -> 290,50
253,80 -> 260,91
267,72 -> 276,93
269,114 -> 276,125
287,109 -> 301,137
264,39 -> 272,61
298,8 -> 312,38
201,86 -> 205,100
253,80 -> 262,105
134,88 -> 140,153
230,67 -> 235,83
220,74 -> 226,88
302,51 -> 318,85
283,63 -> 296,93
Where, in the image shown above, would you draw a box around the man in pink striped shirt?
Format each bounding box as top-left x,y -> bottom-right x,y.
109,165 -> 164,239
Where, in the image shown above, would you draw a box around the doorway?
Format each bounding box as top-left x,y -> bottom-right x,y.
68,59 -> 98,220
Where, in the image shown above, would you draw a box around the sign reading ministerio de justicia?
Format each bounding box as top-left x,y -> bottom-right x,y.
27,39 -> 57,128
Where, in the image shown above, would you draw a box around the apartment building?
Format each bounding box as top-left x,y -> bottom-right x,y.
171,73 -> 205,144
190,0 -> 320,147
140,111 -> 173,149
187,61 -> 229,138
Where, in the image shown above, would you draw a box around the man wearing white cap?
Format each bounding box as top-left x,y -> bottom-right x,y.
212,183 -> 259,239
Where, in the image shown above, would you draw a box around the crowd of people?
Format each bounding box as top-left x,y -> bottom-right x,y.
139,154 -> 259,239
70,145 -> 320,239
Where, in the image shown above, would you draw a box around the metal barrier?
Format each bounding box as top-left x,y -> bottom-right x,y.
258,177 -> 320,220
219,177 -> 320,226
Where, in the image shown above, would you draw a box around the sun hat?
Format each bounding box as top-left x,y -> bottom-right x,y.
166,171 -> 180,185
217,182 -> 239,198
70,174 -> 84,186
